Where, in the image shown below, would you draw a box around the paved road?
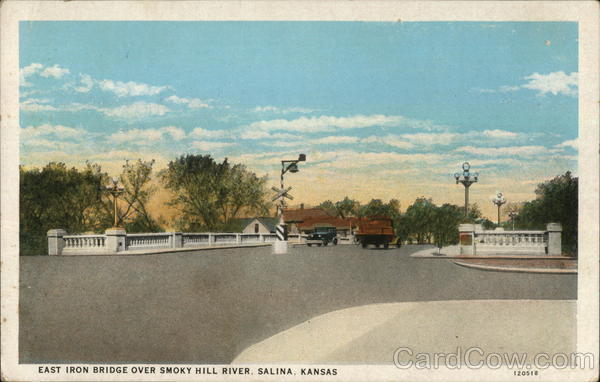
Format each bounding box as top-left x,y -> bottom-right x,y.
19,245 -> 577,364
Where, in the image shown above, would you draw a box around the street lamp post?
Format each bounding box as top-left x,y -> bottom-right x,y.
106,177 -> 125,228
279,153 -> 306,215
492,192 -> 507,226
273,154 -> 306,254
454,162 -> 479,217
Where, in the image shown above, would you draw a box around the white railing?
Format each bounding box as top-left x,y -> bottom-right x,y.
126,233 -> 172,249
459,224 -> 562,256
474,231 -> 546,254
51,230 -> 306,255
63,234 -> 107,253
182,233 -> 211,247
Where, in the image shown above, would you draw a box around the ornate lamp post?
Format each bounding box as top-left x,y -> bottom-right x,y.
508,211 -> 518,231
454,162 -> 479,217
106,177 -> 125,228
492,192 -> 506,226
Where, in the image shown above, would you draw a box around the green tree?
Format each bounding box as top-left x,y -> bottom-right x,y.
117,159 -> 163,233
432,203 -> 463,253
515,172 -> 578,255
358,198 -> 401,219
318,197 -> 361,218
160,154 -> 270,231
20,162 -> 107,255
403,197 -> 436,244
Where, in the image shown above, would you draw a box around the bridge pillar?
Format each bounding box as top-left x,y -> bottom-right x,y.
458,224 -> 475,255
172,232 -> 182,248
105,228 -> 126,253
47,229 -> 67,256
546,223 -> 562,255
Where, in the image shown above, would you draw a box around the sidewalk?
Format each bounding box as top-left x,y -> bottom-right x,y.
410,245 -> 577,274
452,259 -> 577,274
233,300 -> 576,364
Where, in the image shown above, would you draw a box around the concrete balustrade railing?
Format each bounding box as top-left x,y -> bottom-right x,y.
459,223 -> 562,256
48,229 -> 306,255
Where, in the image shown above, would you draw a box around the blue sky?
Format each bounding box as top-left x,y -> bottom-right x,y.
19,21 -> 578,218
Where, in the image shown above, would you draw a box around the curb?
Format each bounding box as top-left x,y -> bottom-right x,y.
451,260 -> 577,274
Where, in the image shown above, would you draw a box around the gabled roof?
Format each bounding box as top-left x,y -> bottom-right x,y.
283,208 -> 332,223
254,217 -> 279,232
230,217 -> 280,232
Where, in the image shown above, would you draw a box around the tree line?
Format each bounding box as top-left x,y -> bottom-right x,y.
20,153 -> 577,256
318,171 -> 578,255
20,155 -> 270,255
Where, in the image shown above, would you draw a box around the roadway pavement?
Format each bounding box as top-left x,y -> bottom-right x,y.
19,244 -> 577,364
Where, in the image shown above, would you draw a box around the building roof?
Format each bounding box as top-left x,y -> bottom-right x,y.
298,216 -> 358,230
230,217 -> 280,232
283,208 -> 332,223
253,217 -> 280,232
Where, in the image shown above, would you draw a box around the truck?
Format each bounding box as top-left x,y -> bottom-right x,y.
306,227 -> 338,247
355,217 -> 401,249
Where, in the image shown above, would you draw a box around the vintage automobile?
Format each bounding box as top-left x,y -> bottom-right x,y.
306,227 -> 338,247
355,217 -> 401,249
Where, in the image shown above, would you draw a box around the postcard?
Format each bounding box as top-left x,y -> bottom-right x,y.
1,1 -> 598,381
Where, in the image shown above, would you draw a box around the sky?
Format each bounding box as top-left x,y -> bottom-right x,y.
19,21 -> 578,219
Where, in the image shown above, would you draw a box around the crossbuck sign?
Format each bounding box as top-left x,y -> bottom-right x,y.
271,186 -> 294,202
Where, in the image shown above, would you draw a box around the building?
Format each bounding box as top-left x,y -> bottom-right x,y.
283,206 -> 358,243
241,217 -> 279,234
282,206 -> 333,234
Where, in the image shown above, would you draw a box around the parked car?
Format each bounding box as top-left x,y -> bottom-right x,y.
306,227 -> 338,247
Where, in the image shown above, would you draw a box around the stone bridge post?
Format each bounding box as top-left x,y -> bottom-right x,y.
546,223 -> 562,255
458,224 -> 475,255
172,232 -> 183,248
105,228 -> 126,253
47,229 -> 67,255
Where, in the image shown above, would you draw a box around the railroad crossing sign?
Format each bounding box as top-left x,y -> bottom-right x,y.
271,186 -> 294,202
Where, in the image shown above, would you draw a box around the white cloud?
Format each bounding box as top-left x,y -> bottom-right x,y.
40,64 -> 70,79
20,63 -> 43,86
522,71 -> 578,97
165,95 -> 211,109
310,150 -> 444,170
402,133 -> 458,146
20,98 -> 57,112
474,71 -> 578,97
239,130 -> 302,140
74,74 -> 94,93
99,79 -> 168,97
454,145 -> 554,157
499,85 -> 520,93
101,102 -> 170,120
481,129 -> 518,139
362,135 -> 414,149
556,138 -> 578,150
247,114 -> 443,133
271,140 -> 306,148
24,138 -> 81,150
189,127 -> 230,139
108,126 -> 185,145
21,124 -> 85,139
161,126 -> 186,140
253,105 -> 314,114
191,141 -> 234,151
311,136 -> 359,145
